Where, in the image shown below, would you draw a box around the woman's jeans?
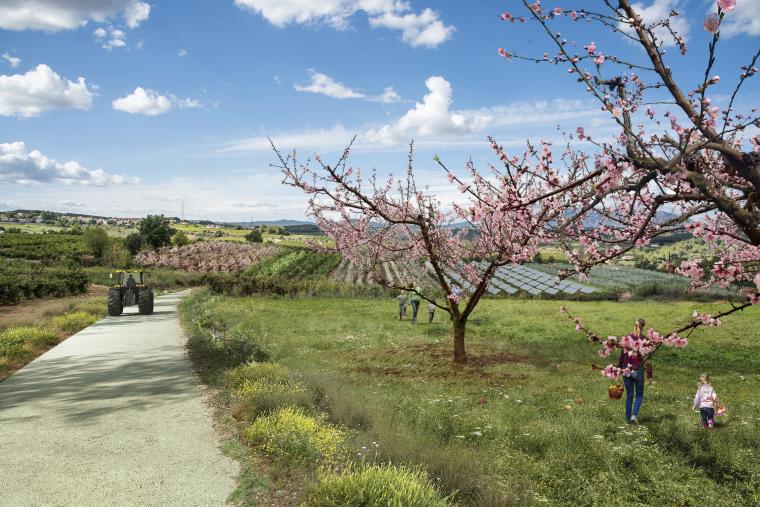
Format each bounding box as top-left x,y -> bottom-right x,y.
623,370 -> 645,420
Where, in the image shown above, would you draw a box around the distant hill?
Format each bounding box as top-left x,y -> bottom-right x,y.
225,219 -> 314,227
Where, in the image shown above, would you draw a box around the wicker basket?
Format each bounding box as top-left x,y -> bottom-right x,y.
608,385 -> 624,400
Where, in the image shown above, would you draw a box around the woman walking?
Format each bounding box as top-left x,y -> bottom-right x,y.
618,318 -> 653,424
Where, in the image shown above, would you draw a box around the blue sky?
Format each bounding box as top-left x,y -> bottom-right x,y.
0,0 -> 758,221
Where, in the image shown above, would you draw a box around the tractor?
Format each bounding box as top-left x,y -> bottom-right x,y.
107,270 -> 154,316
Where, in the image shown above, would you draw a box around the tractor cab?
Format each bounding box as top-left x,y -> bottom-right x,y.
107,270 -> 154,316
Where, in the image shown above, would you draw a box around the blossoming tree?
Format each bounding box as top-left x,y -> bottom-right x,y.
276,140 -> 565,363
276,0 -> 758,368
492,0 -> 759,376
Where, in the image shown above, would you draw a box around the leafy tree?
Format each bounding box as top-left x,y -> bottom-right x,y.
173,230 -> 190,247
245,229 -> 263,243
83,227 -> 110,261
124,233 -> 144,256
138,215 -> 176,250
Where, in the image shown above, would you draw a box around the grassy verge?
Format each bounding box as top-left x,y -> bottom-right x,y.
179,290 -> 453,506
0,296 -> 106,380
180,290 -> 760,506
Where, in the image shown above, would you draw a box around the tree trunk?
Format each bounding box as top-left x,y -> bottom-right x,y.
453,318 -> 467,364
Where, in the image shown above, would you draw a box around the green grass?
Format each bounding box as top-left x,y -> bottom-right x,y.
306,464 -> 450,507
1,297 -> 106,379
48,310 -> 101,334
181,290 -> 760,506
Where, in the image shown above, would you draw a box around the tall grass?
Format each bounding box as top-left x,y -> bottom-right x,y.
179,290 -> 760,506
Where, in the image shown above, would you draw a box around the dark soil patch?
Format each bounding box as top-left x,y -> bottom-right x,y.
346,342 -> 531,383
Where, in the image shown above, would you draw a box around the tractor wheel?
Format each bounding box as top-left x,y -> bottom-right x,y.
107,288 -> 123,316
138,289 -> 154,315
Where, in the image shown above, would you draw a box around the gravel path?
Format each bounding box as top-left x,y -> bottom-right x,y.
0,291 -> 236,506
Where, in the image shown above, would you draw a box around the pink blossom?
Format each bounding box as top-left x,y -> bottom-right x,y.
704,14 -> 720,33
717,0 -> 736,12
584,42 -> 596,55
500,12 -> 513,21
594,53 -> 605,66
497,48 -> 512,61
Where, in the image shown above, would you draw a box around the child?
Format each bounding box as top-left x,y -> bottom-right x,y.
396,292 -> 407,320
428,299 -> 436,323
692,373 -> 719,429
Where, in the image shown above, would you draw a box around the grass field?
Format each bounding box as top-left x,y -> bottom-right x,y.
0,295 -> 106,379
181,291 -> 760,506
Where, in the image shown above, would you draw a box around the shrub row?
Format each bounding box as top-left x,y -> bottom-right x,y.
203,271 -> 394,299
0,260 -> 89,304
0,233 -> 89,260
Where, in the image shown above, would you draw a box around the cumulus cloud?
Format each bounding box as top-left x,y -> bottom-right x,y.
0,0 -> 151,31
720,1 -> 760,37
620,0 -> 689,47
112,87 -> 201,115
294,70 -> 401,103
0,142 -> 141,186
234,0 -> 453,48
123,0 -> 151,28
0,64 -> 94,118
94,27 -> 127,50
1,52 -> 21,68
294,71 -> 365,99
224,76 -> 606,152
368,8 -> 454,48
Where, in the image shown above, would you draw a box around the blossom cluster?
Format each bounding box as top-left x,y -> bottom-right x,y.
135,242 -> 282,272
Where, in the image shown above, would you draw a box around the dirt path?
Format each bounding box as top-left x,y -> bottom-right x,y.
0,291 -> 236,506
0,285 -> 108,328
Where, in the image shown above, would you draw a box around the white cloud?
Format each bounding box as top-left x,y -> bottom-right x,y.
224,75 -> 607,152
0,0 -> 151,31
294,71 -> 365,99
294,70 -> 402,103
0,64 -> 94,117
178,48 -> 188,57
123,0 -> 151,28
178,97 -> 201,109
234,0 -> 453,48
368,8 -> 454,48
621,0 -> 690,47
113,87 -> 171,115
372,86 -> 401,103
96,27 -> 127,50
112,87 -> 201,115
0,142 -> 141,186
59,200 -> 86,207
720,1 -> 760,37
223,125 -> 355,152
1,52 -> 21,68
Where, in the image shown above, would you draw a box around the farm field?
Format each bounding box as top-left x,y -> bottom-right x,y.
181,290 -> 760,506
